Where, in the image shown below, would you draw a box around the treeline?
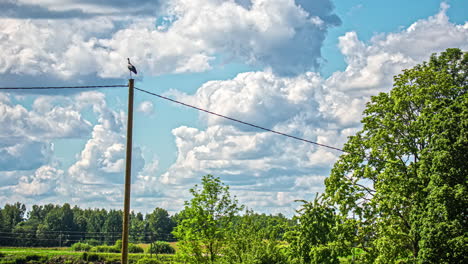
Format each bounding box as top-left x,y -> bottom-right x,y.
0,202 -> 176,247
0,201 -> 292,248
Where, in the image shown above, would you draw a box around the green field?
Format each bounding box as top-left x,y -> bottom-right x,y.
0,247 -> 176,264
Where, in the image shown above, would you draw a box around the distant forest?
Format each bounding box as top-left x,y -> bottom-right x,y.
0,202 -> 291,247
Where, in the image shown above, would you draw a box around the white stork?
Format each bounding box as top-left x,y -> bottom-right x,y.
127,58 -> 137,78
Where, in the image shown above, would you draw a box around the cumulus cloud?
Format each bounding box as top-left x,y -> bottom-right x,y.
14,165 -> 64,196
1,2 -> 468,215
1,0 -> 163,19
0,94 -> 93,171
67,102 -> 145,185
0,0 -> 340,85
137,101 -> 154,115
156,4 -> 468,213
327,3 -> 468,95
0,141 -> 53,171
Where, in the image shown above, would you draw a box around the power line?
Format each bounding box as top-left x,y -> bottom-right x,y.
134,87 -> 346,153
0,85 -> 127,90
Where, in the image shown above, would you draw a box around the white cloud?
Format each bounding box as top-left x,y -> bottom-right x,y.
1,2 -> 468,216
327,3 -> 468,95
156,4 -> 468,213
0,0 -> 340,85
14,165 -> 64,196
67,110 -> 145,184
137,101 -> 154,115
0,94 -> 93,171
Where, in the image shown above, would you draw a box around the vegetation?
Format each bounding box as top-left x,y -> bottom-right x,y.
0,49 -> 466,263
147,241 -> 175,254
0,247 -> 175,264
173,174 -> 244,263
0,204 -> 175,247
324,48 -> 467,263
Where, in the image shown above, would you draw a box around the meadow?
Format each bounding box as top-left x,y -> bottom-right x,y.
0,245 -> 177,264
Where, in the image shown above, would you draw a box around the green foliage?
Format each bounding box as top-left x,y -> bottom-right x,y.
83,238 -> 100,246
129,243 -> 145,253
71,242 -> 92,252
147,241 -> 176,254
173,174 -> 244,263
82,252 -> 103,262
285,194 -> 351,264
221,210 -> 289,264
137,258 -> 163,264
146,208 -> 175,241
0,254 -> 48,264
91,244 -> 120,253
324,48 -> 468,263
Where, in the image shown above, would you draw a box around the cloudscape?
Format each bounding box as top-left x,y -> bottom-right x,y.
1,0 -> 467,216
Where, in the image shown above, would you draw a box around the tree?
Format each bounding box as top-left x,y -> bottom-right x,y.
285,194 -> 355,264
129,211 -> 146,243
1,202 -> 26,232
223,210 -> 288,264
103,210 -> 122,245
173,174 -> 244,263
86,208 -> 107,243
324,48 -> 467,263
146,208 -> 174,242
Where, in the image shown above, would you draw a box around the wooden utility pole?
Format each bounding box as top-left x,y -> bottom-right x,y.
121,78 -> 134,264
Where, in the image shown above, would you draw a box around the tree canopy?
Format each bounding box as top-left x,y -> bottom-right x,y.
173,174 -> 244,263
324,48 -> 467,263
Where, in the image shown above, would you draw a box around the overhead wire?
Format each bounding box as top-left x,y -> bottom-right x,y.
134,87 -> 347,153
0,83 -> 387,161
0,85 -> 127,90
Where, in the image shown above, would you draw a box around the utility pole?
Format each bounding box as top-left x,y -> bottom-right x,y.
121,78 -> 134,264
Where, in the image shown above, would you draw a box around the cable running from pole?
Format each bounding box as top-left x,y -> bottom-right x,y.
0,85 -> 127,90
134,87 -> 346,153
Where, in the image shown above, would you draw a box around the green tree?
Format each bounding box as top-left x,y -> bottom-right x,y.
86,208 -> 107,243
103,210 -> 122,245
146,207 -> 175,242
286,195 -> 354,264
325,48 -> 467,263
130,211 -> 147,243
173,174 -> 244,263
222,209 -> 288,264
1,202 -> 26,232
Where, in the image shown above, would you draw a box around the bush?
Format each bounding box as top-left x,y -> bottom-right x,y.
129,243 -> 144,253
84,253 -> 102,262
136,258 -> 162,264
113,239 -> 143,253
147,241 -> 175,254
84,239 -> 101,246
91,245 -> 120,253
71,242 -> 92,252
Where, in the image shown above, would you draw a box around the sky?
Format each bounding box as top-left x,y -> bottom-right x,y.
0,0 -> 467,216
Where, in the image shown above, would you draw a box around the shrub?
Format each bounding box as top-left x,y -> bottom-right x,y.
84,239 -> 101,246
112,239 -> 143,253
92,245 -> 120,253
71,242 -> 92,252
128,243 -> 144,253
85,253 -> 102,262
147,241 -> 176,254
136,258 -> 162,264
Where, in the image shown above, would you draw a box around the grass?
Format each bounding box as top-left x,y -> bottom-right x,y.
0,246 -> 177,264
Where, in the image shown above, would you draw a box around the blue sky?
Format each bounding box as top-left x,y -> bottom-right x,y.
0,0 -> 467,216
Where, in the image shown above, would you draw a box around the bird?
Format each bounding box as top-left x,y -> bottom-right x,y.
127,58 -> 137,78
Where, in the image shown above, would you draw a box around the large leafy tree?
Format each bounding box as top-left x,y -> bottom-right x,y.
223,210 -> 289,264
285,194 -> 356,264
325,48 -> 467,263
173,174 -> 244,263
146,207 -> 175,242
